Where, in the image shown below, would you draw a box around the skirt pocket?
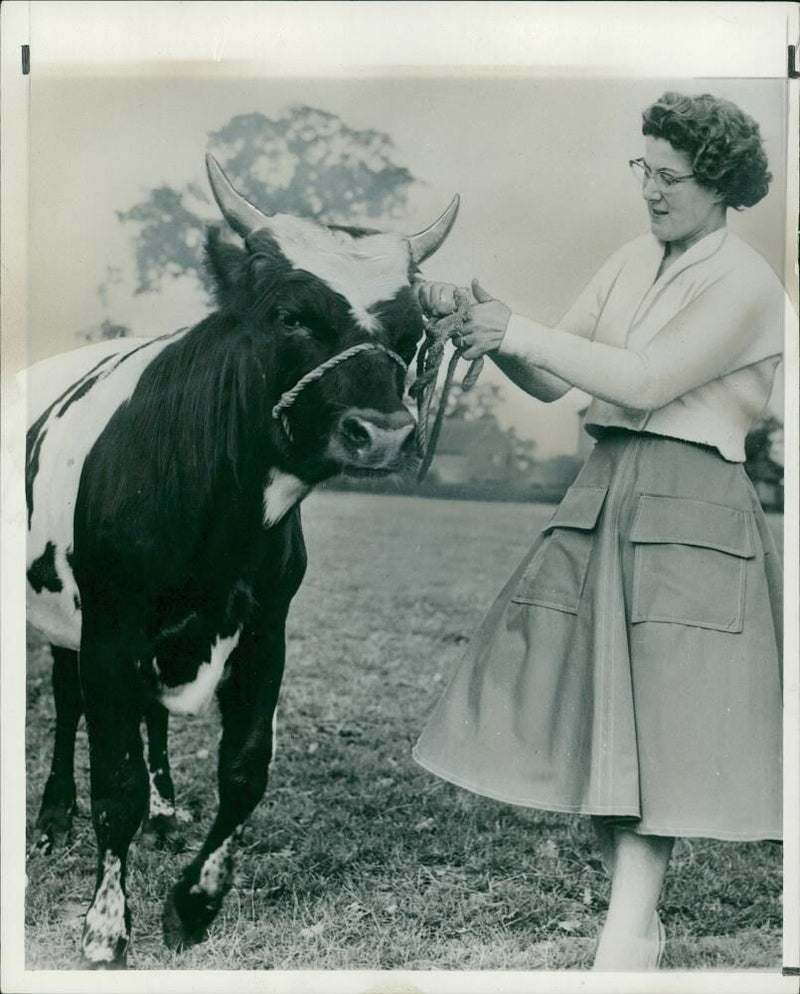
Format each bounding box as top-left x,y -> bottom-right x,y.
629,494 -> 755,633
511,485 -> 608,614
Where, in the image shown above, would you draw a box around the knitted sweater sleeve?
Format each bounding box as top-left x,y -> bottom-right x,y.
499,268 -> 784,411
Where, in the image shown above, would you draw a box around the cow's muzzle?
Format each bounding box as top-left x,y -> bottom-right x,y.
329,407 -> 416,470
272,342 -> 409,447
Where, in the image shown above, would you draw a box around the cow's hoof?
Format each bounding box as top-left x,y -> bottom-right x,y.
34,801 -> 77,854
79,954 -> 128,970
81,909 -> 130,969
35,776 -> 78,853
142,812 -> 180,845
162,888 -> 212,951
80,932 -> 129,970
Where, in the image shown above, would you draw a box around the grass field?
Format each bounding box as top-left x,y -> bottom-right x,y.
24,493 -> 784,971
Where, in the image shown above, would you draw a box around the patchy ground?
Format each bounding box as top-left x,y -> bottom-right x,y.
24,493 -> 783,970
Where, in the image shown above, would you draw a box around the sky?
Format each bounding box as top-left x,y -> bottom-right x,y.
24,71 -> 791,456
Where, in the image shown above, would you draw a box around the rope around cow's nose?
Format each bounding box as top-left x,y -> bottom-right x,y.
272,341 -> 408,442
410,288 -> 484,482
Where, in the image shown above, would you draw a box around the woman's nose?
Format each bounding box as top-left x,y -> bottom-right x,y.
642,175 -> 662,201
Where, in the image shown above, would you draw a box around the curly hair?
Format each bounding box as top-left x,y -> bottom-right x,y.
641,92 -> 772,210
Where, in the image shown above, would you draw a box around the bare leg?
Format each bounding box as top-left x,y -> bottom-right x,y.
593,828 -> 673,970
591,816 -> 617,876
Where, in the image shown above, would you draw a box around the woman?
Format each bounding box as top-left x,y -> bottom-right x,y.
412,92 -> 787,970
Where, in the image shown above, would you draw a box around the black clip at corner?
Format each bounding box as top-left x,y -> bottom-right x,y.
21,44 -> 30,75
789,45 -> 799,79
782,965 -> 800,977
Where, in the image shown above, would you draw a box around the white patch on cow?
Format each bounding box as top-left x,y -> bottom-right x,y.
263,469 -> 309,528
267,215 -> 410,333
26,546 -> 82,651
148,770 -> 176,819
272,705 -> 279,760
25,332 -> 189,650
157,630 -> 240,716
189,838 -> 232,898
82,851 -> 126,965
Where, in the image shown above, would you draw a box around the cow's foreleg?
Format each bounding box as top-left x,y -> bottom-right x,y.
142,701 -> 178,840
35,645 -> 83,853
79,640 -> 148,969
162,626 -> 284,951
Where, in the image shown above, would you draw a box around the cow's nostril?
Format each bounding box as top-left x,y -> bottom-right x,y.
341,416 -> 372,449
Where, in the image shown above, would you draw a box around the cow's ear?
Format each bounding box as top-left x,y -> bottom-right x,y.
204,226 -> 249,311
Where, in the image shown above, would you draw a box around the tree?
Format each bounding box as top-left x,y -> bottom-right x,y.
744,414 -> 783,469
77,318 -> 130,345
109,106 -> 416,301
506,426 -> 538,477
744,414 -> 784,486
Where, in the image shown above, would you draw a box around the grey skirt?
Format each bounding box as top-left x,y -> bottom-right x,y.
413,430 -> 783,841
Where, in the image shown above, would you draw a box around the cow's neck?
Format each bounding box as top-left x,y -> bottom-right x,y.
100,317 -> 285,573
157,314 -> 279,482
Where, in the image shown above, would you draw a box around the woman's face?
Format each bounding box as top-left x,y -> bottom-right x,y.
641,136 -> 727,250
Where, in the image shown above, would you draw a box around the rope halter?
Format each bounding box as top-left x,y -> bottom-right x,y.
271,341 -> 408,440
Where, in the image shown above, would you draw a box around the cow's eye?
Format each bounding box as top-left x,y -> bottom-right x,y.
277,309 -> 304,331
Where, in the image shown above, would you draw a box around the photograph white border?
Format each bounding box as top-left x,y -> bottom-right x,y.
2,4 -> 798,993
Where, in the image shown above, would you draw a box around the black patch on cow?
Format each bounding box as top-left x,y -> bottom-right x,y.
26,353 -> 118,527
108,328 -> 186,372
25,427 -> 48,530
27,542 -> 62,593
102,328 -> 177,369
56,373 -> 103,418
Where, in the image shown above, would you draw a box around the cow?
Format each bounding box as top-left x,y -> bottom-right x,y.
25,153 -> 458,968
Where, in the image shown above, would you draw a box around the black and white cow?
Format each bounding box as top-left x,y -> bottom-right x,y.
25,154 -> 458,968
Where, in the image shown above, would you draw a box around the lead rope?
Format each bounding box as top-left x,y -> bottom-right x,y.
409,288 -> 484,481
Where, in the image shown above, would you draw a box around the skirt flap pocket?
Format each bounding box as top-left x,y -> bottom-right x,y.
630,495 -> 754,632
513,486 -> 608,613
630,494 -> 754,558
543,485 -> 609,533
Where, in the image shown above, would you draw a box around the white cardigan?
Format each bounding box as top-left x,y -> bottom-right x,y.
502,229 -> 788,462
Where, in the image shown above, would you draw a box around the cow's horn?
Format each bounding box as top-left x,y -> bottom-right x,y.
205,153 -> 270,237
407,195 -> 460,265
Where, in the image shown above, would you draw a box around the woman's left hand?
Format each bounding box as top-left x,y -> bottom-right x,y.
457,279 -> 512,360
415,281 -> 468,318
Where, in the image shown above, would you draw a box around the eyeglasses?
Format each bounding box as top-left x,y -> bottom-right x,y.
629,158 -> 695,193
